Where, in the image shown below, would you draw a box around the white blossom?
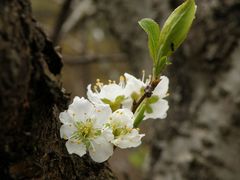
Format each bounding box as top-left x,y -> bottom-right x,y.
87,73 -> 169,120
87,78 -> 125,111
123,73 -> 169,120
59,96 -> 114,163
60,72 -> 170,163
108,109 -> 144,148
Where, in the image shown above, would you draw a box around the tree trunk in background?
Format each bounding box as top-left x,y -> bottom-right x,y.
93,0 -> 156,75
94,0 -> 240,179
92,0 -> 183,75
0,0 -> 115,179
147,1 -> 240,179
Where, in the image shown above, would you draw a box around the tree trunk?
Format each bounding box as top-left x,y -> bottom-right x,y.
146,1 -> 240,180
93,0 -> 240,179
0,0 -> 115,179
93,0 -> 156,75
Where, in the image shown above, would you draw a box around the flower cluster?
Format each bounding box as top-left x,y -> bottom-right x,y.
59,72 -> 169,163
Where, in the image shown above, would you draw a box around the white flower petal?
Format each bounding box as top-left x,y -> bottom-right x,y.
93,104 -> 112,128
112,129 -> 144,149
60,124 -> 77,139
68,97 -> 94,122
66,140 -> 86,157
144,99 -> 169,120
152,76 -> 169,98
102,128 -> 114,142
110,109 -> 134,128
99,84 -> 124,102
89,136 -> 113,163
87,84 -> 103,104
124,73 -> 145,97
122,98 -> 133,110
59,111 -> 72,124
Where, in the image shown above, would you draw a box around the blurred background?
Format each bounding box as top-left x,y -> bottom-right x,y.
32,0 -> 152,179
32,0 -> 240,179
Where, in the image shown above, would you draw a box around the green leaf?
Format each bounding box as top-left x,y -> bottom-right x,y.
138,18 -> 161,64
133,102 -> 146,128
158,0 -> 197,59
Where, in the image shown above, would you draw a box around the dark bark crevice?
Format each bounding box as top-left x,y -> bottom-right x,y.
0,0 -> 115,179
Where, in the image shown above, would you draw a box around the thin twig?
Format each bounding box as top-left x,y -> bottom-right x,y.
132,79 -> 160,113
51,0 -> 74,44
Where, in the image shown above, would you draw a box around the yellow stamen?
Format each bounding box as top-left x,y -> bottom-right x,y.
119,75 -> 125,87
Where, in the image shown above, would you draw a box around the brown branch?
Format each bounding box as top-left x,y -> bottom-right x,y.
51,0 -> 74,44
131,79 -> 160,113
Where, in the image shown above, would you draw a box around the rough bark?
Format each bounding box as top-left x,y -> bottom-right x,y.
0,0 -> 115,179
146,1 -> 240,180
92,0 -> 240,179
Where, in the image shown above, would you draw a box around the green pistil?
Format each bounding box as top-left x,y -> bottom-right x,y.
70,120 -> 101,148
76,120 -> 94,138
101,95 -> 125,112
111,123 -> 131,137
